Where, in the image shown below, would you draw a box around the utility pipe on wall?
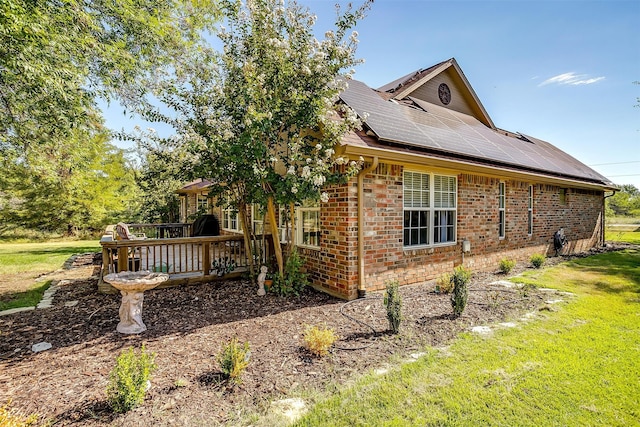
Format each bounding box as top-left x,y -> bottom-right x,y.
357,156 -> 379,298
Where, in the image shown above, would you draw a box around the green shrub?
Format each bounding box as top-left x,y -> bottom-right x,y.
499,258 -> 516,274
451,265 -> 471,317
217,337 -> 250,385
384,280 -> 402,334
435,272 -> 454,294
303,324 -> 339,357
106,345 -> 157,413
530,253 -> 546,269
271,249 -> 308,296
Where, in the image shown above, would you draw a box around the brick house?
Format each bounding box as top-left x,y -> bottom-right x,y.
179,58 -> 615,300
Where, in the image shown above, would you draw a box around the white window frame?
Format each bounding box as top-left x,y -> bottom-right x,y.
498,181 -> 506,239
222,206 -> 242,232
403,171 -> 457,248
197,195 -> 209,212
527,185 -> 534,236
251,205 -> 265,235
296,206 -> 320,249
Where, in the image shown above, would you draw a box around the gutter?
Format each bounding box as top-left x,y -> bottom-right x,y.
357,156 -> 379,298
342,143 -> 617,192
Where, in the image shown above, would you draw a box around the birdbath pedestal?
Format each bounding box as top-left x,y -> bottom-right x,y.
103,271 -> 169,334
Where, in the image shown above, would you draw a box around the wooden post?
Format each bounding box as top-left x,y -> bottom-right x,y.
117,247 -> 128,272
203,242 -> 210,276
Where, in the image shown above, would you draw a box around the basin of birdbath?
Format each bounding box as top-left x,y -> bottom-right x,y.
103,271 -> 169,334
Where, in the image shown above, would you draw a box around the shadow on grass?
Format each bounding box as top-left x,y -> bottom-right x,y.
570,249 -> 640,294
3,246 -> 100,257
0,280 -> 51,311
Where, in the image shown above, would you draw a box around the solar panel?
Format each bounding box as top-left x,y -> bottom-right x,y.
340,81 -> 610,184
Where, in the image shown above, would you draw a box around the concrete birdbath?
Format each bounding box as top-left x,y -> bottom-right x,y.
103,271 -> 169,334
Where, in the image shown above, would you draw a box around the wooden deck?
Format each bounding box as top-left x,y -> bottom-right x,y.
99,233 -> 272,293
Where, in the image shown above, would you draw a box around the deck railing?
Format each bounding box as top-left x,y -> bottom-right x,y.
99,233 -> 272,293
126,223 -> 193,239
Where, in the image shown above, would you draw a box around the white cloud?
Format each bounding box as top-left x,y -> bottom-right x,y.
538,72 -> 605,87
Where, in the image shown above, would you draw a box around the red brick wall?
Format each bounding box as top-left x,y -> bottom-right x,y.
300,181 -> 360,299
302,162 -> 604,299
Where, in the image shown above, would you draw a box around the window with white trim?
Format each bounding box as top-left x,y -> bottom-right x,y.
251,205 -> 264,235
498,182 -> 506,238
403,171 -> 457,247
197,195 -> 209,211
297,205 -> 320,249
527,185 -> 533,235
222,206 -> 242,232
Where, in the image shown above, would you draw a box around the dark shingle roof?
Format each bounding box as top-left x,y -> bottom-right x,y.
340,79 -> 612,187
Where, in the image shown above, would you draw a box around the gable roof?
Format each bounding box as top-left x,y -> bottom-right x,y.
339,60 -> 614,189
378,58 -> 495,128
176,178 -> 213,194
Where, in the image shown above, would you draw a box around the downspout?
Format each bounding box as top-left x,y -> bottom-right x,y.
602,190 -> 617,246
357,156 -> 379,298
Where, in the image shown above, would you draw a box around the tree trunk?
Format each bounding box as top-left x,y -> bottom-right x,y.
267,196 -> 284,276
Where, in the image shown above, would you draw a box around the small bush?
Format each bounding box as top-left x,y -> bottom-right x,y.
451,265 -> 471,317
303,324 -> 339,357
106,345 -> 157,413
530,253 -> 546,269
384,280 -> 402,334
435,272 -> 454,294
271,249 -> 308,296
499,258 -> 516,274
0,401 -> 38,427
217,337 -> 250,385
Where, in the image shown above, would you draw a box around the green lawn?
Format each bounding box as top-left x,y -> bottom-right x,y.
0,240 -> 100,276
296,249 -> 640,426
606,230 -> 640,244
0,240 -> 100,311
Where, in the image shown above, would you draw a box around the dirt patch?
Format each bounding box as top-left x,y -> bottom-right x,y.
0,246 -> 631,426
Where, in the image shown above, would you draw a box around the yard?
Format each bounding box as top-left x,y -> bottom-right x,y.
0,236 -> 638,426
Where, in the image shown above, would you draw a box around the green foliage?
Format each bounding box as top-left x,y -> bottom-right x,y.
499,258 -> 516,274
530,253 -> 546,269
303,324 -> 339,357
132,0 -> 371,274
450,265 -> 471,317
605,184 -> 640,217
383,280 -> 402,334
0,0 -> 218,154
0,131 -> 139,234
270,249 -> 308,296
135,145 -> 186,224
106,345 -> 157,414
435,272 -> 454,294
217,337 -> 251,385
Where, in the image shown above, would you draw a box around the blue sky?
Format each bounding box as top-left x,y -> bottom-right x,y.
104,0 -> 640,189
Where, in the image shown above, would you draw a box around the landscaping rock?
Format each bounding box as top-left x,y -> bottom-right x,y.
31,342 -> 52,353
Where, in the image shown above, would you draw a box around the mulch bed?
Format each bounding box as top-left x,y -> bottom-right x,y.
0,245 -> 630,426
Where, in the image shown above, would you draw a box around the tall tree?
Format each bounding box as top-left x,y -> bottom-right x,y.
137,0 -> 371,275
0,124 -> 139,234
0,0 -> 218,156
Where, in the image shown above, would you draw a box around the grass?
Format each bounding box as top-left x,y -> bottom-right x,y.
295,249 -> 640,426
0,240 -> 100,276
606,230 -> 640,244
0,240 -> 100,310
0,280 -> 52,311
